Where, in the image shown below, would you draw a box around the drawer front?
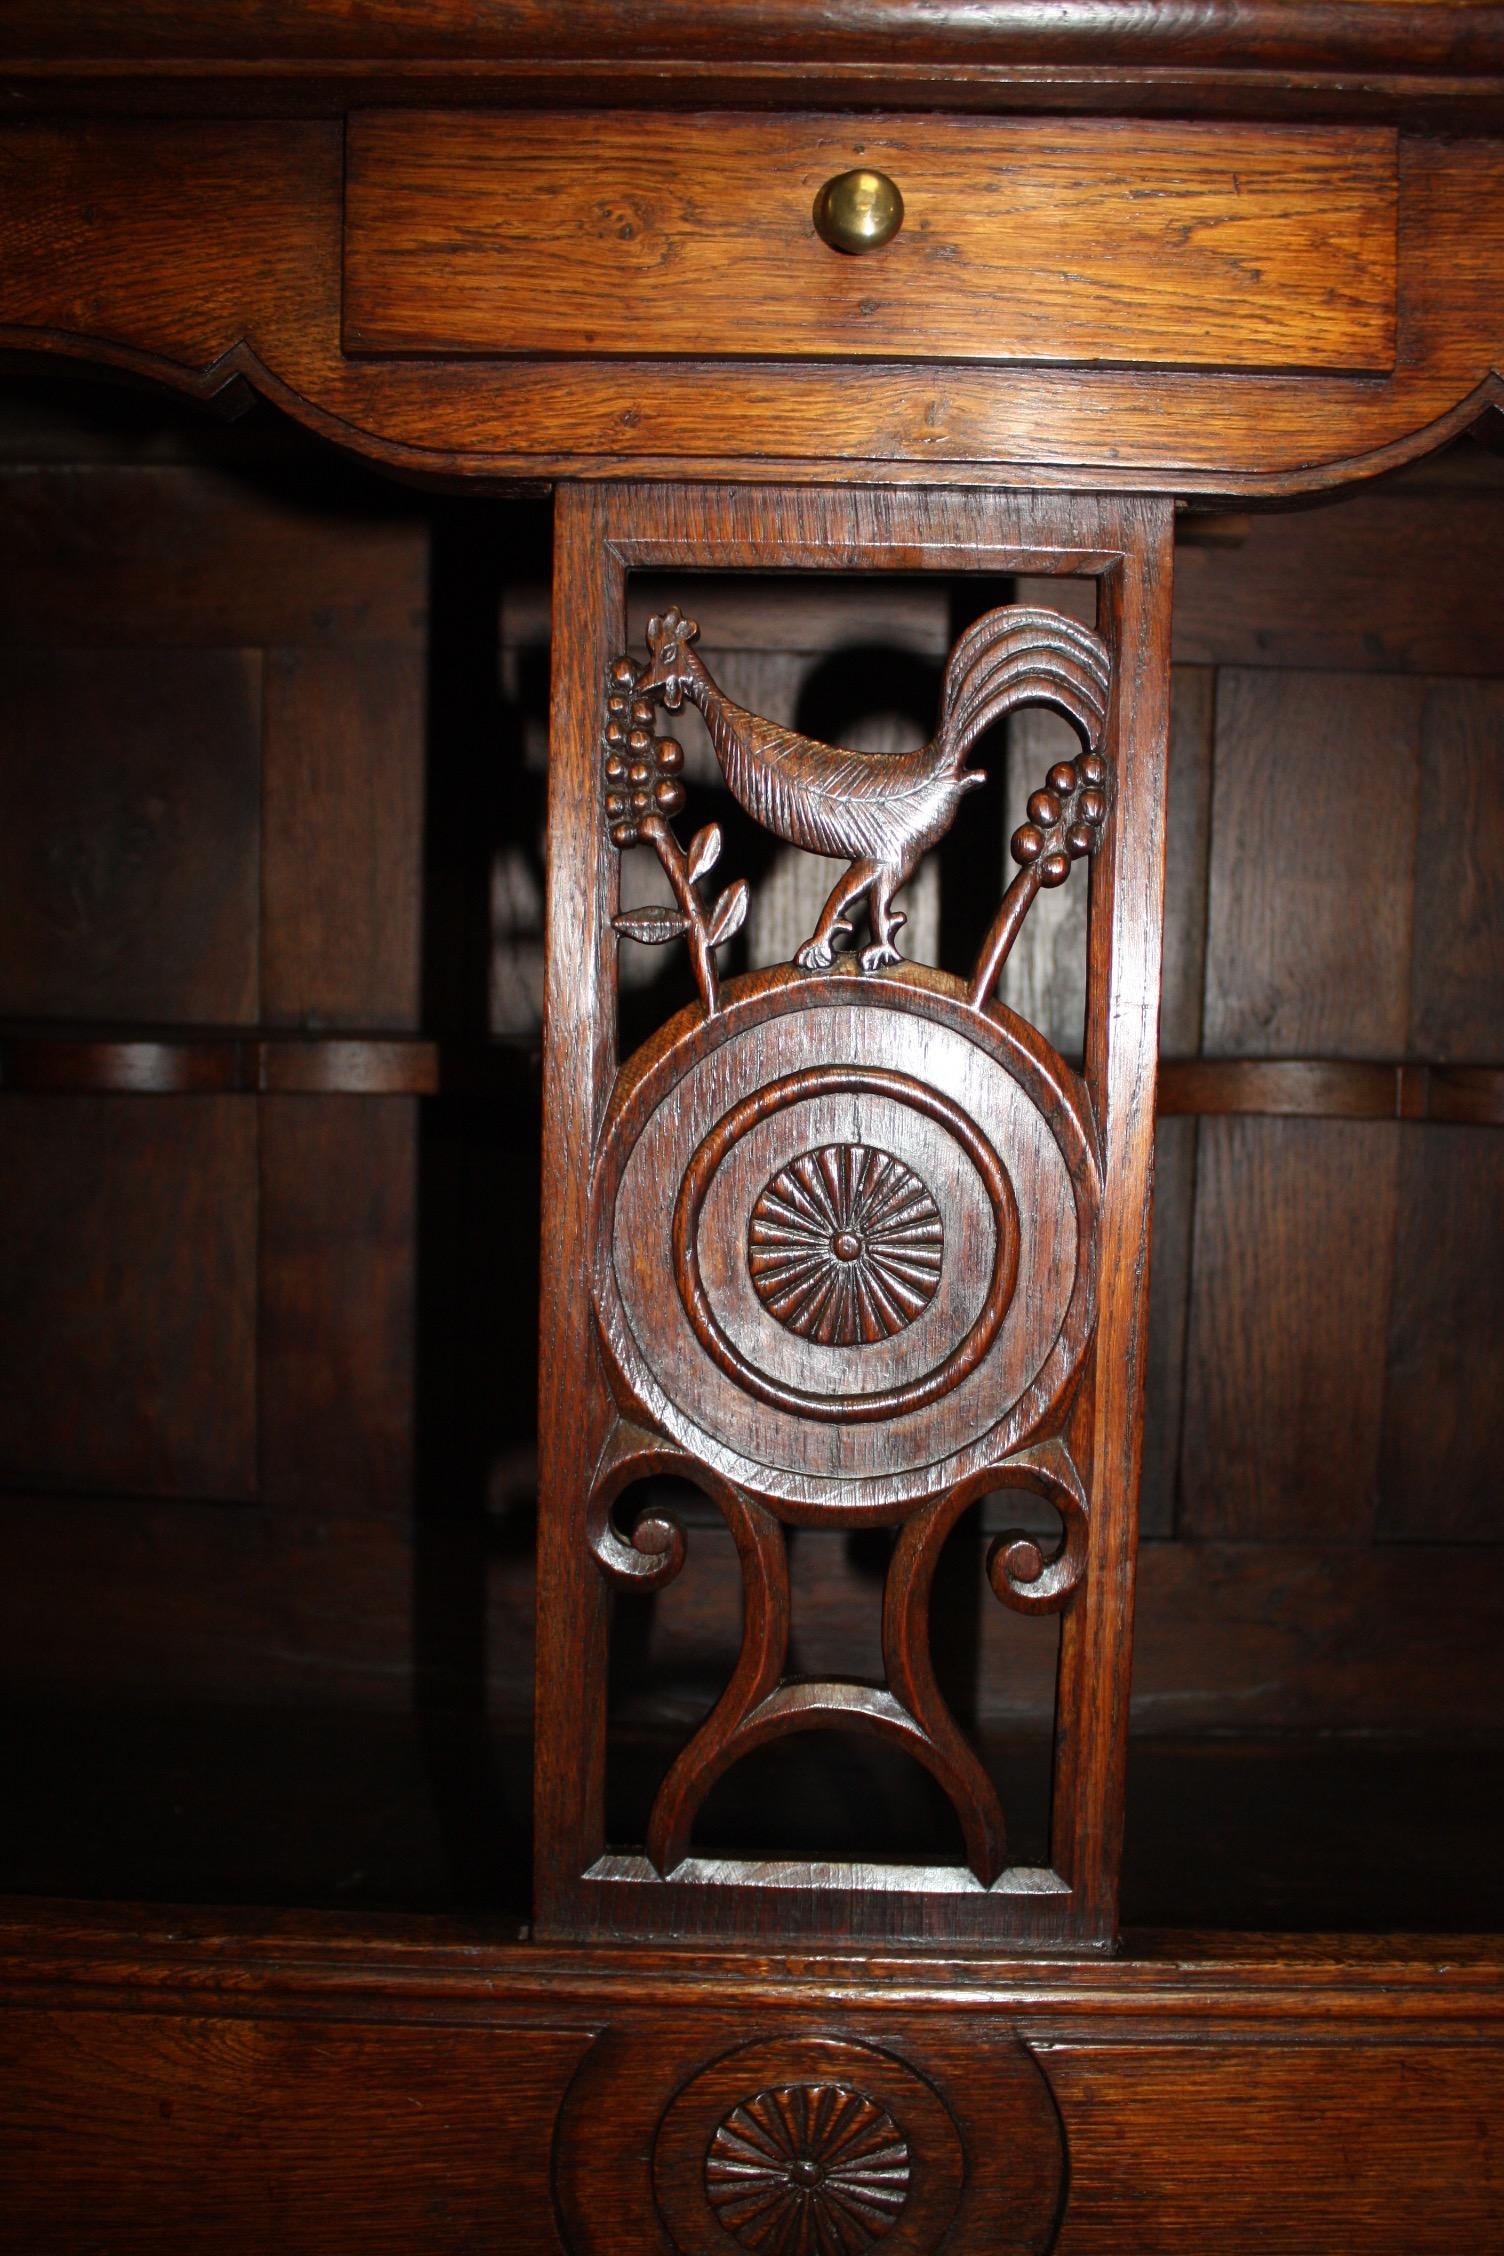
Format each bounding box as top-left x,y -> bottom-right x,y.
344,112 -> 1397,375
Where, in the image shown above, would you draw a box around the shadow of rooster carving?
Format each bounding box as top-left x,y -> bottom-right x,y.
638,600 -> 1112,972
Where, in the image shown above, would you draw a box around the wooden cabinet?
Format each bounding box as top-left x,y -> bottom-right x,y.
1,5 -> 1502,2247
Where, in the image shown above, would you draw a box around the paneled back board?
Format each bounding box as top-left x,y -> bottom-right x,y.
0,416 -> 431,1522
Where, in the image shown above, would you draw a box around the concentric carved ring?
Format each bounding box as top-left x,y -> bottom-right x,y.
674,1066 -> 1020,1425
592,971 -> 1102,1515
748,1145 -> 943,1345
648,2034 -> 972,2256
705,2082 -> 911,2249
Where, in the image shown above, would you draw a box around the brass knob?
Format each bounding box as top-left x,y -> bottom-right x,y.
812,168 -> 904,255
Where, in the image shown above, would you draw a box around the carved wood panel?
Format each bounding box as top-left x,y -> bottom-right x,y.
556,2020 -> 1063,2256
535,484 -> 1172,1948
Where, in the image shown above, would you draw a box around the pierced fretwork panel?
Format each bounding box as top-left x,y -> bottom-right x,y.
535,484 -> 1173,1949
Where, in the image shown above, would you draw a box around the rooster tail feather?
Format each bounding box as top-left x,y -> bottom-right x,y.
938,606 -> 1111,768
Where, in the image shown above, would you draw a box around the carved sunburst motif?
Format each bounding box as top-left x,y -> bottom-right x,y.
705,2082 -> 911,2253
747,1145 -> 943,1347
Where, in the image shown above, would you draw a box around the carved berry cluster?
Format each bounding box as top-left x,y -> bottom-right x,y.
601,647 -> 749,1018
603,655 -> 685,847
1009,751 -> 1109,887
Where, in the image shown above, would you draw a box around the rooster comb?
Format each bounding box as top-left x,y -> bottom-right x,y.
646,606 -> 699,653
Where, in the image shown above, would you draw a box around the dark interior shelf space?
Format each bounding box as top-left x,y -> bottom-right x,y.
4,1705 -> 1501,1937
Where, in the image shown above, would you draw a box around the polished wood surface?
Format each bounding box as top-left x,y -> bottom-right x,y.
533,479 -> 1171,1948
346,113 -> 1397,372
0,122 -> 1498,492
5,1 -> 1504,128
2,1901 -> 1502,2256
1,2 -> 1502,2231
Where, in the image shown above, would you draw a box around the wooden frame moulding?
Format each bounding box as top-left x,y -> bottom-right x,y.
534,481 -> 1173,1948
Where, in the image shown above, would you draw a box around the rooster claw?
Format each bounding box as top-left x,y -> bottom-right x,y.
795,918 -> 852,971
858,942 -> 905,974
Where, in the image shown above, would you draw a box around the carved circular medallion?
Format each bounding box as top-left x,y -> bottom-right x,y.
705,2082 -> 911,2250
592,967 -> 1102,1518
564,2024 -> 1065,2256
675,1065 -> 1019,1428
748,1146 -> 942,1346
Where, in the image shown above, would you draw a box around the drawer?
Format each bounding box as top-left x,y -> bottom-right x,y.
343,111 -> 1397,375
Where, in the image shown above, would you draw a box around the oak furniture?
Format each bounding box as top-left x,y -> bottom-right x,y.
1,6 -> 1502,2249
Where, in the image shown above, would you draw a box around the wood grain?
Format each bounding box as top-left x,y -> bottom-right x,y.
0,124 -> 1500,495
1203,670 -> 1422,1060
0,1905 -> 1501,2256
1180,1119 -> 1399,1542
1379,1123 -> 1504,1541
3,1501 -> 1500,1741
558,2018 -> 1062,2256
1140,1118 -> 1195,1539
258,1098 -> 417,1519
1137,669 -> 1214,1538
1157,1058 -> 1504,1122
0,1035 -> 537,1097
0,648 -> 261,1026
1173,463 -> 1504,675
0,2007 -> 590,2255
0,1097 -> 257,1501
345,113 -> 1398,374
9,0 -> 1504,78
537,482 -> 1170,1950
1408,679 -> 1504,1061
0,462 -> 428,651
1047,2042 -> 1504,2254
261,645 -> 425,1030
6,1 -> 1504,128
0,1500 -> 422,1707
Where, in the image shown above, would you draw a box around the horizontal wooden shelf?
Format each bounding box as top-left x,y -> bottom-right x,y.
3,1037 -> 1499,1125
0,1031 -> 538,1097
1158,1057 -> 1504,1124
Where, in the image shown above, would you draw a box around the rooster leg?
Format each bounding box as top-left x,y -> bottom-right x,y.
795,859 -> 883,971
858,866 -> 910,974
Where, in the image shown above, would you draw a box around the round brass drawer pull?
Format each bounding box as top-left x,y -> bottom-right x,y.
813,168 -> 904,255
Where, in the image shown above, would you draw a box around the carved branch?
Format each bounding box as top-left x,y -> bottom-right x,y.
602,653 -> 747,1017
969,750 -> 1111,1009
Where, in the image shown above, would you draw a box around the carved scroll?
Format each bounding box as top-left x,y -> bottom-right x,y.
586,1428 -> 1089,1882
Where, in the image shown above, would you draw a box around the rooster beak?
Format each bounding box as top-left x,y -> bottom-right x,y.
662,679 -> 684,710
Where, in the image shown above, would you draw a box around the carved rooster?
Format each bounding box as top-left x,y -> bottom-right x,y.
638,601 -> 1112,971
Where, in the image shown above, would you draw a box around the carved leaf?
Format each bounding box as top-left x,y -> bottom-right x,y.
613,906 -> 690,945
686,823 -> 722,885
706,880 -> 749,948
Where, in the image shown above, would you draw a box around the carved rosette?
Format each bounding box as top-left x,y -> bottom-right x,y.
601,2029 -> 1063,2255
705,2083 -> 911,2252
748,1145 -> 943,1346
